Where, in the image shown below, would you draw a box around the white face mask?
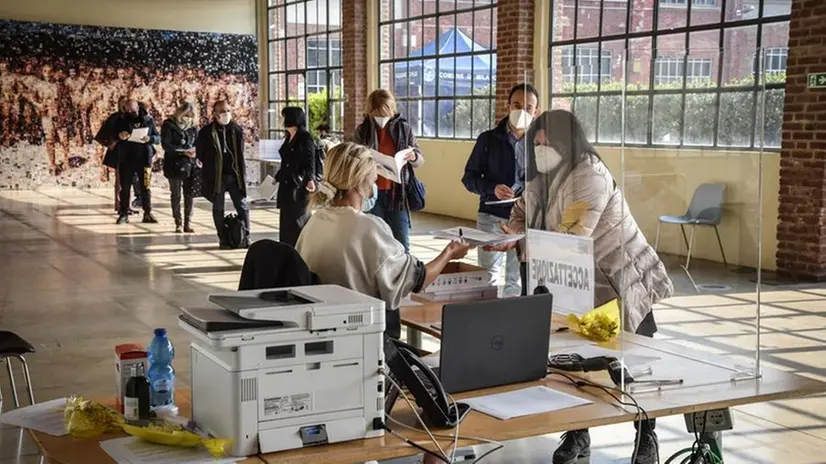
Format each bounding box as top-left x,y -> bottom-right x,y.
509,109 -> 533,131
217,113 -> 232,126
534,145 -> 563,174
373,116 -> 390,129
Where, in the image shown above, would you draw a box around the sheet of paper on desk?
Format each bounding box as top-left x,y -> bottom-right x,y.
127,127 -> 149,143
99,437 -> 238,464
433,227 -> 523,247
463,386 -> 592,420
0,398 -> 67,436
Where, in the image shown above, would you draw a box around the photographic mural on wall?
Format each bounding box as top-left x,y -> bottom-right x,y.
0,20 -> 259,190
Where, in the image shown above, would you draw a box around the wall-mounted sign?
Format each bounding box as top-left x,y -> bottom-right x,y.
808,73 -> 826,89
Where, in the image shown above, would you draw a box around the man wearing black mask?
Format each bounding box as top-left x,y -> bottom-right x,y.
197,100 -> 249,248
96,96 -> 141,213
114,99 -> 159,224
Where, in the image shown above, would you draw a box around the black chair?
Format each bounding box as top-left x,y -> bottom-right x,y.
238,239 -> 320,291
0,331 -> 35,409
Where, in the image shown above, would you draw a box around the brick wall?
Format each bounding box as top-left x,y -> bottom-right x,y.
342,0 -> 368,135
495,0 -> 535,119
775,0 -> 826,280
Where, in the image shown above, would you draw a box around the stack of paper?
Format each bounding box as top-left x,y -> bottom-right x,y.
99,436 -> 237,464
433,227 -> 523,247
369,147 -> 414,183
127,128 -> 149,143
0,398 -> 68,436
463,386 -> 592,420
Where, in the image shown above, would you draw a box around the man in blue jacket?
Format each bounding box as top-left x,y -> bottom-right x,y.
462,83 -> 539,297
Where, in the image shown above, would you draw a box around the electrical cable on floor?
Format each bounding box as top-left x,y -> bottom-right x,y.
548,369 -> 658,464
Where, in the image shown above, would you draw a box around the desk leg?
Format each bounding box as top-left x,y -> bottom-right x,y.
407,327 -> 423,350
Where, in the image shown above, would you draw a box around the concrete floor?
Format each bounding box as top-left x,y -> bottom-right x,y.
1,188 -> 826,463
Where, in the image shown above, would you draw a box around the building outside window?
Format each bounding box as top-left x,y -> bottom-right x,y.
267,0 -> 343,138
378,0 -> 498,139
550,0 -> 791,148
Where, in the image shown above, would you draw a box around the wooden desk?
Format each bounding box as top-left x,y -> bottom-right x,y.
30,298 -> 826,464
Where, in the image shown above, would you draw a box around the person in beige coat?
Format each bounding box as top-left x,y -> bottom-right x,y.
489,110 -> 673,464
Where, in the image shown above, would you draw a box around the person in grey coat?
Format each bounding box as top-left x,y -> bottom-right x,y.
490,110 -> 673,464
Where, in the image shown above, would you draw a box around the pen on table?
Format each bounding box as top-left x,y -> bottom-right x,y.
633,379 -> 684,386
458,228 -> 464,242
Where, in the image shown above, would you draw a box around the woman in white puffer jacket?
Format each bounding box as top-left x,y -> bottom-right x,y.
490,109 -> 673,464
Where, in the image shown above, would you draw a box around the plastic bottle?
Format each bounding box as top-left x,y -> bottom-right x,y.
147,328 -> 176,408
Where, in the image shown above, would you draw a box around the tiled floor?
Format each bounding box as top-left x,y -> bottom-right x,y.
1,188 -> 826,463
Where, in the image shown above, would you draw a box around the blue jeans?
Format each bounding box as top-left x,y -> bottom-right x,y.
370,190 -> 411,252
477,212 -> 521,297
212,175 -> 250,243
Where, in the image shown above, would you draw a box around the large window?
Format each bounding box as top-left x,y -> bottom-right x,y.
550,0 -> 791,148
378,0 -> 498,139
267,0 -> 343,138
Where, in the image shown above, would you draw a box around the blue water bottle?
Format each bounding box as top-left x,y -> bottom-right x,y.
147,328 -> 175,408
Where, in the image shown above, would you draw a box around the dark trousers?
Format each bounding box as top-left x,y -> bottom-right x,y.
118,161 -> 151,216
370,190 -> 411,253
169,177 -> 194,227
212,174 -> 250,243
114,169 -> 142,211
520,262 -> 657,433
278,205 -> 310,248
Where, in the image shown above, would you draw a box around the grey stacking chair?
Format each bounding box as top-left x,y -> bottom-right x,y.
655,183 -> 727,270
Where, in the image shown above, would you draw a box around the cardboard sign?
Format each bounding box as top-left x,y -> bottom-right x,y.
527,229 -> 594,316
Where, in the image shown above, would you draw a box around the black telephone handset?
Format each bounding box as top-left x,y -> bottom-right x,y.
383,336 -> 470,429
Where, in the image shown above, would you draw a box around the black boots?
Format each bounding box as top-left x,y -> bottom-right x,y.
552,428 -> 658,464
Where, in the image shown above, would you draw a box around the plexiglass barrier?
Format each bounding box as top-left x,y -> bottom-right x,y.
533,45 -> 775,395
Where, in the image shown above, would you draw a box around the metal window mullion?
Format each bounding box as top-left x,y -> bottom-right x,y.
712,0 -> 727,148
679,29 -> 689,147
595,0 -> 605,144
647,0 -> 661,145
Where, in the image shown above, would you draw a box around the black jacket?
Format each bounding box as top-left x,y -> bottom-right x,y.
462,117 -> 521,219
238,239 -> 321,291
161,118 -> 198,179
113,110 -> 160,168
353,114 -> 423,211
196,121 -> 246,201
97,112 -> 123,169
276,129 -> 317,211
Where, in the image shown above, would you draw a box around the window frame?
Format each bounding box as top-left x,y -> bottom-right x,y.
549,0 -> 790,150
267,0 -> 344,139
377,1 -> 498,140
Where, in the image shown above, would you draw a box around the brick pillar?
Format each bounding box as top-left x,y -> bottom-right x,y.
342,0 -> 368,136
495,0 -> 535,119
775,0 -> 826,280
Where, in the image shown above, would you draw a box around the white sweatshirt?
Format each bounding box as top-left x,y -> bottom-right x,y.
296,206 -> 424,311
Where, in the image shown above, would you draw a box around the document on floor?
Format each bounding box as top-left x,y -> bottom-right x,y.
127,127 -> 149,143
433,227 -> 523,247
462,386 -> 591,420
99,436 -> 238,464
369,147 -> 414,183
0,398 -> 68,436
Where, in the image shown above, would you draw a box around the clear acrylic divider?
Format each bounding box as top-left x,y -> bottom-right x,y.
542,43 -> 768,396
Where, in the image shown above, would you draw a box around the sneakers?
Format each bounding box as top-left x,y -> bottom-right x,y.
632,430 -> 659,464
553,430 -> 590,464
142,213 -> 158,224
115,215 -> 129,225
175,225 -> 183,233
183,225 -> 195,233
219,243 -> 232,250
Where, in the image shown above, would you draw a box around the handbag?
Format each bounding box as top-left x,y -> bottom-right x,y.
405,165 -> 426,212
173,157 -> 193,179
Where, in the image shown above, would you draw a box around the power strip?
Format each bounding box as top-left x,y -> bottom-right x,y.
684,409 -> 734,433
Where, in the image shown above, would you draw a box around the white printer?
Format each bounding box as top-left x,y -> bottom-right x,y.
178,285 -> 386,457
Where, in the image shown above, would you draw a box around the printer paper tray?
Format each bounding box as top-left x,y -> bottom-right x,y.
179,308 -> 283,332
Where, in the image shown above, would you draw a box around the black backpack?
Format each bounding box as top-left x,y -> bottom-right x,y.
222,214 -> 246,249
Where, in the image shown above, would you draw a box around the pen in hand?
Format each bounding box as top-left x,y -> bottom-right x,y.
458,228 -> 464,243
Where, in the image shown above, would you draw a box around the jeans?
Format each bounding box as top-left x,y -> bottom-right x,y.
169,177 -> 194,227
369,190 -> 411,253
477,212 -> 521,297
118,160 -> 151,216
212,174 -> 250,243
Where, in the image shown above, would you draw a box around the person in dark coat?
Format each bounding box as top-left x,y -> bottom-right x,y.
114,99 -> 159,224
353,89 -> 424,253
196,100 -> 249,249
162,102 -> 199,233
96,96 -> 141,214
276,106 -> 318,247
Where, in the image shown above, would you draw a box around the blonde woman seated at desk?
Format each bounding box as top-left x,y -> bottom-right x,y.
296,142 -> 472,339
